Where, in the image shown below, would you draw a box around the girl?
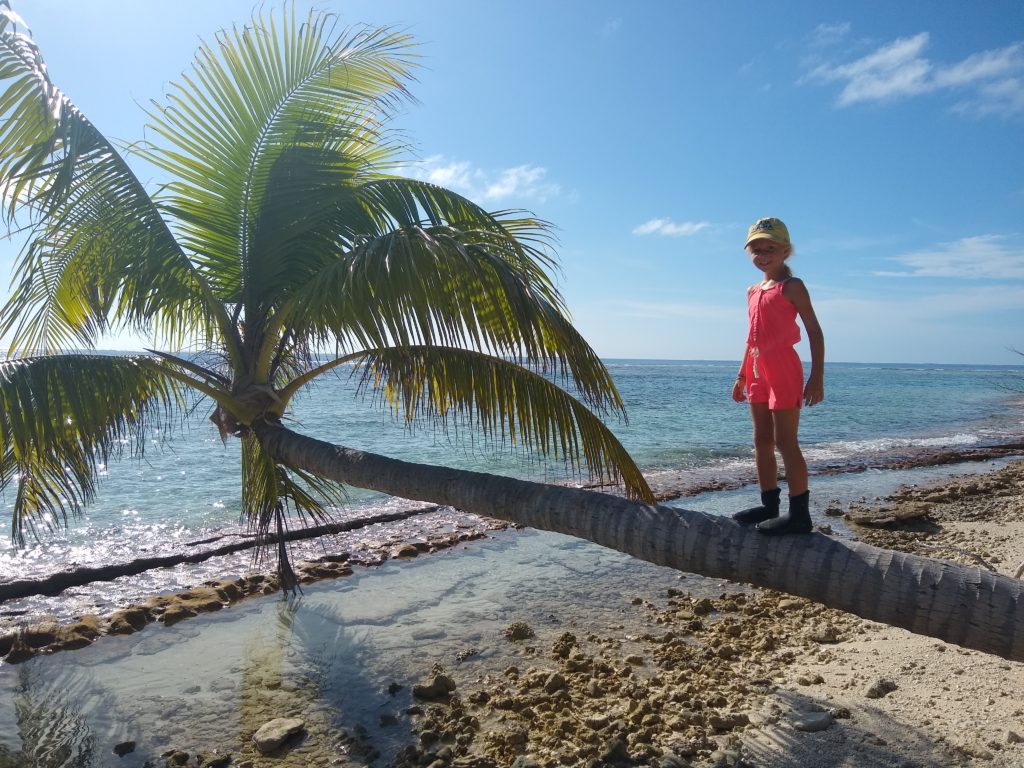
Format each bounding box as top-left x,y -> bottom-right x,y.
731,217 -> 824,534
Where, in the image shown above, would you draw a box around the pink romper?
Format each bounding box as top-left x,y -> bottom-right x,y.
744,280 -> 804,410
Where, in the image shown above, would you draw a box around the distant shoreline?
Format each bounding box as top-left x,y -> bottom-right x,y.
34,351 -> 1024,370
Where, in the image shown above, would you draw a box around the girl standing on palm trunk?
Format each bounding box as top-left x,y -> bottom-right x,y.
731,217 -> 825,534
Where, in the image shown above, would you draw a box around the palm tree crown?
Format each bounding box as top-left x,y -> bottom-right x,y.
0,3 -> 653,585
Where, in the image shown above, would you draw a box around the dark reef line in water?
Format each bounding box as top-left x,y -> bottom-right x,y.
1,440 -> 1023,666
639,441 -> 1024,501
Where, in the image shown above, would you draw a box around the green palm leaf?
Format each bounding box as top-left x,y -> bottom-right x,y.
140,7 -> 416,324
349,346 -> 654,502
0,354 -> 187,543
283,193 -> 625,413
239,430 -> 346,588
0,3 -> 226,353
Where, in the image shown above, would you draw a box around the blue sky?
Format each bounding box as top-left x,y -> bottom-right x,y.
2,1 -> 1023,364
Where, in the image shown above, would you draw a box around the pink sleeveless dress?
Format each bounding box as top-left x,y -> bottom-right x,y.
743,280 -> 804,410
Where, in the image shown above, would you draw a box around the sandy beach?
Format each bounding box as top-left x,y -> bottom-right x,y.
382,461 -> 1024,768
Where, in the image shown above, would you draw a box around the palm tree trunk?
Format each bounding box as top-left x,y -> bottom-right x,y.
255,421 -> 1024,662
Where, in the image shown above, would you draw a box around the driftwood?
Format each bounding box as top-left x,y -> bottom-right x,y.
0,506 -> 437,603
844,501 -> 933,526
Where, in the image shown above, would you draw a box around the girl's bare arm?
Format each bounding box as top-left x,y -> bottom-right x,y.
784,279 -> 825,406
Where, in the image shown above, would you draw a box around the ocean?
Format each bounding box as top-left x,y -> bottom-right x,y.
1,359 -> 1023,765
1,359 -> 1022,625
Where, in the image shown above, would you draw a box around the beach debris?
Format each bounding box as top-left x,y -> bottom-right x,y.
807,625 -> 841,644
112,740 -> 135,757
845,501 -> 932,525
708,712 -> 750,731
197,753 -> 231,767
796,673 -> 825,686
550,631 -> 577,659
691,597 -> 716,615
865,677 -> 898,699
953,740 -> 995,760
412,668 -> 457,700
504,621 -> 535,641
791,711 -> 834,732
707,747 -> 743,766
391,543 -> 420,559
510,755 -> 542,768
252,717 -> 305,754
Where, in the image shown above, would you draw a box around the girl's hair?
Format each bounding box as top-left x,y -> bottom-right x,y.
780,245 -> 795,280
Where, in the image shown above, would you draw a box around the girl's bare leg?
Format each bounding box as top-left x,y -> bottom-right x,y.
772,407 -> 808,495
749,402 -> 778,490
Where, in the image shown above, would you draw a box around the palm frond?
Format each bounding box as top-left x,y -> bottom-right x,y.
349,346 -> 654,503
240,430 -> 345,588
0,354 -> 189,543
282,183 -> 626,414
140,5 -> 417,328
0,5 -> 225,353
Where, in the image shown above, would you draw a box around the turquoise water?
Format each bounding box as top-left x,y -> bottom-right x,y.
1,359 -> 1022,622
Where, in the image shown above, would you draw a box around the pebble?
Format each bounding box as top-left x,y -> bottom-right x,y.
865,678 -> 898,699
791,712 -> 834,732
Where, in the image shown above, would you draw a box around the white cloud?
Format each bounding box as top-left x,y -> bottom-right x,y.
875,235 -> 1024,279
601,17 -> 622,38
632,218 -> 710,237
808,32 -> 932,105
404,156 -> 561,204
805,33 -> 1024,115
816,285 -> 1024,363
484,165 -> 560,203
808,22 -> 851,49
952,76 -> 1024,117
416,157 -> 475,190
934,43 -> 1024,87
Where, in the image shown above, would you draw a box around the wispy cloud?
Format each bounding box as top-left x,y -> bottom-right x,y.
803,32 -> 1024,116
875,235 -> 1024,279
601,17 -> 622,38
632,218 -> 710,237
821,284 -> 1024,328
404,156 -> 561,203
808,22 -> 851,49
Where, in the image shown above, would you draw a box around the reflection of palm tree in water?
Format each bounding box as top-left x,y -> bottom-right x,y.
235,598 -> 306,759
236,597 -> 416,764
0,665 -> 96,767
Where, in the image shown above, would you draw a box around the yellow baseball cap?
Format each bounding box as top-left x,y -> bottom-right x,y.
744,217 -> 790,248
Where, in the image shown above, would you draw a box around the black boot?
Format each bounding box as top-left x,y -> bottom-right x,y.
732,488 -> 781,525
757,490 -> 812,535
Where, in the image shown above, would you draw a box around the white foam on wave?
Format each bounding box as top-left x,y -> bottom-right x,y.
805,432 -> 980,462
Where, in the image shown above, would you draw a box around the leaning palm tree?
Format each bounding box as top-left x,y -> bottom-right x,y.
0,4 -> 1021,662
0,4 -> 651,588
